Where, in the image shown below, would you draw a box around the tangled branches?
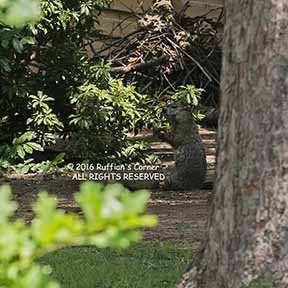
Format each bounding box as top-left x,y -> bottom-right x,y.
97,0 -> 223,107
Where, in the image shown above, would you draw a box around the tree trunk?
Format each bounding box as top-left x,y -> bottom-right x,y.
178,1 -> 288,287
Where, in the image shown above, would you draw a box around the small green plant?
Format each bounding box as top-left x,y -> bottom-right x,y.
157,86 -> 204,131
0,0 -> 113,171
116,142 -> 160,164
171,85 -> 204,107
12,131 -> 43,159
171,85 -> 205,122
10,153 -> 66,174
27,91 -> 64,146
0,135 -> 67,176
68,71 -> 148,161
0,131 -> 44,174
0,181 -> 157,287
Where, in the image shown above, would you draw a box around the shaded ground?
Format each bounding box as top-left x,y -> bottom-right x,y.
0,128 -> 216,248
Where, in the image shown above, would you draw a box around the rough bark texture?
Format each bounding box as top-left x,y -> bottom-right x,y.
178,1 -> 288,287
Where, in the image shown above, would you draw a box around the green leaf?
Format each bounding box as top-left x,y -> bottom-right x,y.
32,192 -> 57,221
32,193 -> 83,246
12,38 -> 24,53
75,182 -> 104,227
192,95 -> 199,106
1,39 -> 9,48
120,190 -> 150,215
21,36 -> 36,45
53,153 -> 65,163
0,58 -> 12,72
17,145 -> 26,159
15,132 -> 34,144
23,144 -> 34,154
37,118 -> 43,125
15,163 -> 32,174
27,142 -> 44,152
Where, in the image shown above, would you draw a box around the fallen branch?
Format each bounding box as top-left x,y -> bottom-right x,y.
111,55 -> 168,73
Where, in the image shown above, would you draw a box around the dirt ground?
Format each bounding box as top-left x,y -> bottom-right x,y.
0,128 -> 216,249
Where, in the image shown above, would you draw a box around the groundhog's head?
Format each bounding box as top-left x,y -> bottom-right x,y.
164,103 -> 193,125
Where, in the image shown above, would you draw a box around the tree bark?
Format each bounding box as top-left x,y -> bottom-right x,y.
179,1 -> 288,287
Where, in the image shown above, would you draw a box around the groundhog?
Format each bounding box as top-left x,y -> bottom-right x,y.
158,103 -> 207,190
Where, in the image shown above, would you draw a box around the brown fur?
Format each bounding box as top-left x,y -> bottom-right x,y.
160,104 -> 207,190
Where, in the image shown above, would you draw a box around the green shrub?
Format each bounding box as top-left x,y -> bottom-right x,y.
0,181 -> 157,287
0,0 -> 158,170
68,65 -> 150,161
0,0 -> 207,173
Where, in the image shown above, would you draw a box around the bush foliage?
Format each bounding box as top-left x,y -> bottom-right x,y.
0,0 -> 153,170
0,182 -> 157,287
0,0 -> 205,174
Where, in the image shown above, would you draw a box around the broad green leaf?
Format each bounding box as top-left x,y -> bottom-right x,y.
75,182 -> 103,226
26,142 -> 44,152
17,145 -> 26,159
32,192 -> 57,220
15,132 -> 34,144
12,38 -> 24,53
32,194 -> 83,246
23,144 -> 33,154
0,58 -> 11,72
120,190 -> 150,215
52,153 -> 65,163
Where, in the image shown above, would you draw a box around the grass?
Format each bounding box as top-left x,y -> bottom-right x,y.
39,242 -> 193,288
245,280 -> 272,288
